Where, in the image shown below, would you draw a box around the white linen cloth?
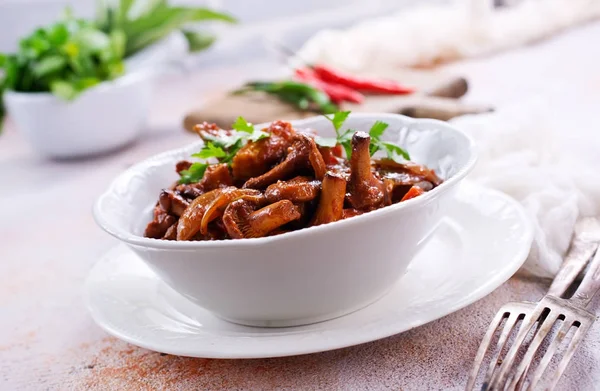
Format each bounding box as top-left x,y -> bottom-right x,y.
449,99 -> 600,278
295,0 -> 600,72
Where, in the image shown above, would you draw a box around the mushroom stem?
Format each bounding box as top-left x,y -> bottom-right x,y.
348,132 -> 384,210
311,172 -> 347,226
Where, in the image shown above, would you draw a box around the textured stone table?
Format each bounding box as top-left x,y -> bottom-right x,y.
2,21 -> 600,391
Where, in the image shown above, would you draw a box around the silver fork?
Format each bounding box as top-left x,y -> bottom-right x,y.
467,217 -> 600,391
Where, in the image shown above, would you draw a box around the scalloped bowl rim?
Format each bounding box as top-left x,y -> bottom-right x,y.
93,113 -> 477,249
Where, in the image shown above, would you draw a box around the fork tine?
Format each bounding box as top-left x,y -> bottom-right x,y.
505,311 -> 561,390
466,309 -> 510,390
486,306 -> 546,389
525,317 -> 573,391
514,361 -> 530,390
466,305 -> 530,390
482,311 -> 525,387
546,320 -> 593,390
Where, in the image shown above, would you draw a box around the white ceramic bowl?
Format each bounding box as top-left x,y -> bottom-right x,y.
93,113 -> 477,327
4,72 -> 152,159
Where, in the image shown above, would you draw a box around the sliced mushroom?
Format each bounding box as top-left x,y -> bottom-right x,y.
306,136 -> 327,180
159,190 -> 190,217
374,158 -> 442,186
347,132 -> 385,210
199,188 -> 264,235
177,188 -> 230,241
199,163 -> 233,191
243,134 -> 327,189
311,172 -> 347,226
223,199 -> 301,239
265,176 -> 321,203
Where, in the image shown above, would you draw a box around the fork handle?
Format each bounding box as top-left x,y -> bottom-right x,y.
547,239 -> 599,298
569,246 -> 600,308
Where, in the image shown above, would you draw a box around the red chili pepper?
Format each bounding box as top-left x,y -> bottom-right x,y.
400,186 -> 425,202
294,68 -> 364,104
312,64 -> 415,95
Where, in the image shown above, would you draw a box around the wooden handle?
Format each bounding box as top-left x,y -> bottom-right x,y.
426,77 -> 468,98
398,99 -> 493,121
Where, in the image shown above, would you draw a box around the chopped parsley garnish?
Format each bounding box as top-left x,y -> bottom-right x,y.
179,116 -> 269,184
315,111 -> 410,162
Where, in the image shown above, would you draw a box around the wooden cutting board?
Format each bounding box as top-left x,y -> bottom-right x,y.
183,69 -> 493,131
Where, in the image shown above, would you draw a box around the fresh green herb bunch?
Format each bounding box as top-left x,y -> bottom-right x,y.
95,0 -> 236,57
0,13 -> 126,123
0,0 -> 236,131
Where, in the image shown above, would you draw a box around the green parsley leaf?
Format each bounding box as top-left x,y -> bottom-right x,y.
338,129 -> 354,144
314,136 -> 337,148
201,132 -> 241,149
325,111 -> 351,135
32,55 -> 66,77
178,162 -> 208,184
369,120 -> 389,139
338,129 -> 355,159
232,116 -> 254,133
221,139 -> 243,163
249,129 -> 269,142
182,30 -> 216,53
379,141 -> 410,161
191,142 -> 227,159
369,142 -> 379,157
50,80 -> 78,100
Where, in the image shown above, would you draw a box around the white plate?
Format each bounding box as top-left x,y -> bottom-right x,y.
85,182 -> 532,359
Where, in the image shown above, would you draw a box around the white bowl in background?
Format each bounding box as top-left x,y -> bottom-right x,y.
93,113 -> 477,327
4,72 -> 152,159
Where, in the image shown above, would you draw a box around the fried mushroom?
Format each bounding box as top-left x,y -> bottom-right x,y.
199,188 -> 264,235
223,199 -> 301,239
198,163 -> 233,191
265,176 -> 321,203
145,206 -> 177,239
347,132 -> 385,210
158,190 -> 190,217
374,158 -> 442,186
176,188 -> 230,241
243,134 -> 326,189
231,121 -> 296,183
311,172 -> 347,226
